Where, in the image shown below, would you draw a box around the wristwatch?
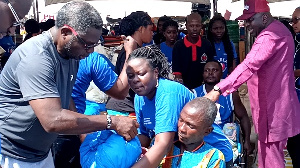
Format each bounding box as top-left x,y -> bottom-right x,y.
106,114 -> 112,129
213,85 -> 221,94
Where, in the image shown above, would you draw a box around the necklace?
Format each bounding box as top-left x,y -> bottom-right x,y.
133,38 -> 141,48
48,30 -> 54,43
163,141 -> 205,160
295,35 -> 300,53
294,35 -> 300,84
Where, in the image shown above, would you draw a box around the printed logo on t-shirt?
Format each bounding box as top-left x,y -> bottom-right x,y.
143,118 -> 152,125
70,75 -> 74,81
217,58 -> 227,72
201,53 -> 208,63
221,63 -> 226,72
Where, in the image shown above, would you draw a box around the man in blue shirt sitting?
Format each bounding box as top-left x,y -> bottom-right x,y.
164,97 -> 226,168
193,60 -> 252,155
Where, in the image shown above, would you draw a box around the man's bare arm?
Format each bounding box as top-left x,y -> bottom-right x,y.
29,97 -> 139,141
232,91 -> 252,155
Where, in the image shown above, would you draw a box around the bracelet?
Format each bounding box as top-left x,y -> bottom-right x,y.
106,114 -> 112,129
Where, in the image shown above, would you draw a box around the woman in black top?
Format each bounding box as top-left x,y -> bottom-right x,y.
106,11 -> 154,115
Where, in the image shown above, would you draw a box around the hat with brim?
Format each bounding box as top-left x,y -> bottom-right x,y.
236,0 -> 270,20
236,13 -> 256,20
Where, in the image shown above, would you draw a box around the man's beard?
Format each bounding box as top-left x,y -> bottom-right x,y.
204,80 -> 218,86
63,36 -> 76,59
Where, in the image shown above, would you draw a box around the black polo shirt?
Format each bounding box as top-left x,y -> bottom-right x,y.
172,36 -> 216,89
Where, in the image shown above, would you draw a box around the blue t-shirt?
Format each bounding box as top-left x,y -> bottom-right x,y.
134,78 -> 194,138
0,36 -> 15,58
171,143 -> 225,168
160,42 -> 173,64
134,78 -> 233,162
72,52 -> 118,114
143,40 -> 154,47
204,123 -> 233,162
214,41 -> 238,79
193,84 -> 234,128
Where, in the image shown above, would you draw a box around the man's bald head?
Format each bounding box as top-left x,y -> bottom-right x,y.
186,12 -> 202,24
177,97 -> 217,146
184,97 -> 217,127
185,12 -> 202,38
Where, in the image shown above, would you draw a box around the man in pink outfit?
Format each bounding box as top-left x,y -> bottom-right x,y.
205,0 -> 300,167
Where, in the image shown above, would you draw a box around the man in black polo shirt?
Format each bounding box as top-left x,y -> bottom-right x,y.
172,12 -> 216,90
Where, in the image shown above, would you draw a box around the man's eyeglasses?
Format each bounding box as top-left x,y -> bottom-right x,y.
64,25 -> 103,51
5,0 -> 23,27
290,17 -> 300,24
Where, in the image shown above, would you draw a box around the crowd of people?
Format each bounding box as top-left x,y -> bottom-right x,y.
0,0 -> 299,168
0,16 -> 55,70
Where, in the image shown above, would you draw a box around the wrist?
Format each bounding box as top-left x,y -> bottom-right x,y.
106,114 -> 112,129
213,85 -> 222,94
109,115 -> 118,130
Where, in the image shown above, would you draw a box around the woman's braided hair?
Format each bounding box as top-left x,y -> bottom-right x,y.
128,45 -> 170,79
120,11 -> 152,36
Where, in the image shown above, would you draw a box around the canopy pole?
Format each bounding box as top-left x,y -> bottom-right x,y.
213,0 -> 217,15
32,0 -> 39,21
36,0 -> 39,22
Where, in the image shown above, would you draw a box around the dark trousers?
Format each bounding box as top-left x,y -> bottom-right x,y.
51,135 -> 82,168
287,133 -> 300,168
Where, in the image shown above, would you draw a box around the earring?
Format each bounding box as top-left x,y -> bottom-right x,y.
155,78 -> 159,88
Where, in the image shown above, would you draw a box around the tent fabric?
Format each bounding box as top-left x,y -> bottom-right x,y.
80,130 -> 142,168
44,0 -> 290,6
44,0 -> 210,6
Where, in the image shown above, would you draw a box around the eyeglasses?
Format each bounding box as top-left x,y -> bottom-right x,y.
5,0 -> 23,27
290,17 -> 300,24
64,24 -> 103,51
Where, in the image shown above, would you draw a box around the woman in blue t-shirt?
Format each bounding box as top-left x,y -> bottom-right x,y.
207,14 -> 237,79
126,45 -> 233,167
126,45 -> 190,168
159,19 -> 179,64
